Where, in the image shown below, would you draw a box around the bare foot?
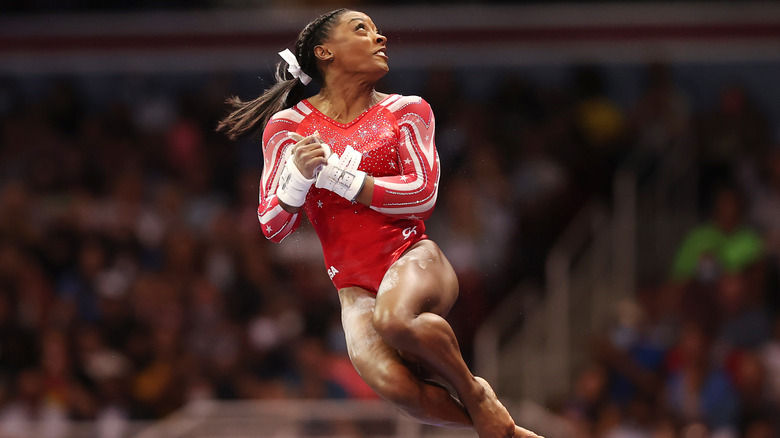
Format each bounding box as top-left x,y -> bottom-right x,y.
471,377 -> 544,438
467,377 -> 516,438
515,425 -> 544,438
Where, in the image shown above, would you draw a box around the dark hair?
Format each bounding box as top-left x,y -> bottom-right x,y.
217,8 -> 348,140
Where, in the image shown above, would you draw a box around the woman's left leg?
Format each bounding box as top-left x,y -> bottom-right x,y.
371,239 -> 541,438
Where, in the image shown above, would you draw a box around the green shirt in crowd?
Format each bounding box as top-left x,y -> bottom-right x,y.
671,222 -> 765,281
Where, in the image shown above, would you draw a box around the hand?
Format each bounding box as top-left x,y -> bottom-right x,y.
315,145 -> 366,202
275,131 -> 330,209
287,132 -> 331,179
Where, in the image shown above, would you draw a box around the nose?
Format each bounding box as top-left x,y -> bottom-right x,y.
376,33 -> 386,44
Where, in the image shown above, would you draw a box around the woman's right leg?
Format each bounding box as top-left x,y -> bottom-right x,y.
338,286 -> 473,428
369,240 -> 542,438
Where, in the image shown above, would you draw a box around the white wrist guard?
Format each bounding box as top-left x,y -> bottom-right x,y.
315,145 -> 366,202
276,148 -> 315,208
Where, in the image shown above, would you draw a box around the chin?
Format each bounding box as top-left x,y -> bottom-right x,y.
370,65 -> 389,79
358,64 -> 389,81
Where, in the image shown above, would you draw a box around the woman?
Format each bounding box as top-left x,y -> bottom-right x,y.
218,9 -> 541,438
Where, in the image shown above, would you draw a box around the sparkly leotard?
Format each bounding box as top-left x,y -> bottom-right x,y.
257,94 -> 440,293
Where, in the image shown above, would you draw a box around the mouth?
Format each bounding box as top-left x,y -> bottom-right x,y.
374,49 -> 388,60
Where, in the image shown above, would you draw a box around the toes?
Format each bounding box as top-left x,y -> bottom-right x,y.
514,425 -> 544,438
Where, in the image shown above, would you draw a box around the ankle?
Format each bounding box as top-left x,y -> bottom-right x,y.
464,377 -> 489,404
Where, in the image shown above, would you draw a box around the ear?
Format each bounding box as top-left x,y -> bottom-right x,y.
314,45 -> 333,62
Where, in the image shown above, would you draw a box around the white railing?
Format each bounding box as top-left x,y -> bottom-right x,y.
474,201 -> 610,403
544,202 -> 613,398
475,136 -> 698,405
130,398 -> 568,438
473,284 -> 534,392
1,398 -> 570,438
133,399 -> 449,438
0,419 -> 152,438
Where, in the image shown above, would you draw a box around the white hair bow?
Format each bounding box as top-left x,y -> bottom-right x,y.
278,49 -> 312,85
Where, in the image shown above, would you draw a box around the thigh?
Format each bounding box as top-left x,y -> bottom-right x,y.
338,287 -> 418,384
376,239 -> 459,319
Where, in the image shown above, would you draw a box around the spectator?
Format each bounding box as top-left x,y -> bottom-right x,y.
738,146 -> 780,315
697,85 -> 771,202
715,272 -> 771,352
760,315 -> 780,408
664,321 -> 738,434
670,185 -> 764,284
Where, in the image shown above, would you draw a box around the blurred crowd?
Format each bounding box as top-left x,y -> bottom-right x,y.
0,58 -> 778,438
557,75 -> 780,436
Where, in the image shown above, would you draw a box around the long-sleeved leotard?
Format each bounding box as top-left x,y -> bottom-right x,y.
257,94 -> 440,292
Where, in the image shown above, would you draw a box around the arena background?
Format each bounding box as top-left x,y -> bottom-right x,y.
1,1 -> 779,437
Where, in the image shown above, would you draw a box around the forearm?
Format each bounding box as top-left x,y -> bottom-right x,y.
279,199 -> 302,214
369,172 -> 438,219
258,199 -> 301,242
355,176 -> 374,207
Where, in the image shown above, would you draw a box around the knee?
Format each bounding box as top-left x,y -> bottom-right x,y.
371,306 -> 414,346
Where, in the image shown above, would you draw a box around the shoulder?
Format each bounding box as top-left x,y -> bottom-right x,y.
381,94 -> 434,124
263,103 -> 308,142
381,94 -> 431,112
268,103 -> 308,126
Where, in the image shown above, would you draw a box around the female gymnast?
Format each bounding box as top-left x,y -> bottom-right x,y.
217,9 -> 542,438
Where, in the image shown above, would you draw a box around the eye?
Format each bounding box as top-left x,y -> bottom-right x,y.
355,23 -> 366,31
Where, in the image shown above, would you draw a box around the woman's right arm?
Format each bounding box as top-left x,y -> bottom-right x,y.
257,113 -> 303,243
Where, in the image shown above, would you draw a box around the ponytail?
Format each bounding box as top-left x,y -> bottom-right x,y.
217,62 -> 307,140
217,8 -> 348,141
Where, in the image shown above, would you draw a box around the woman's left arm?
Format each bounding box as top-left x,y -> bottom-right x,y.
363,96 -> 440,220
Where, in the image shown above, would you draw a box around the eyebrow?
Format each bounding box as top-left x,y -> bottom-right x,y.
348,17 -> 380,31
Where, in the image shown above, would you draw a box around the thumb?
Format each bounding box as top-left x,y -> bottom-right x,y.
321,143 -> 332,159
287,132 -> 304,142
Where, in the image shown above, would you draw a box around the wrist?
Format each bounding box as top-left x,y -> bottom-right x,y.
276,157 -> 315,207
343,170 -> 367,202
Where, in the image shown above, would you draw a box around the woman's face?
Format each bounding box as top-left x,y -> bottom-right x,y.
317,11 -> 388,80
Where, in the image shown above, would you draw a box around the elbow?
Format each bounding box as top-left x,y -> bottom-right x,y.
404,184 -> 438,220
411,203 -> 435,221
257,207 -> 286,243
418,208 -> 434,221
418,183 -> 438,219
260,228 -> 279,243
399,195 -> 437,221
267,234 -> 285,244
259,223 -> 278,242
261,225 -> 287,243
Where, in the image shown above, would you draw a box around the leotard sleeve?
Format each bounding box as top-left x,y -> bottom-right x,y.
257,110 -> 303,243
370,96 -> 440,220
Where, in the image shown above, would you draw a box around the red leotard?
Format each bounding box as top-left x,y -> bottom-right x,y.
257,94 -> 440,293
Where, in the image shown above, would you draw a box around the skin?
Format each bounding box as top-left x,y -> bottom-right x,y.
280,10 -> 542,438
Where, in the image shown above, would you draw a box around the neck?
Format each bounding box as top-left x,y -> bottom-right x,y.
313,75 -> 382,123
